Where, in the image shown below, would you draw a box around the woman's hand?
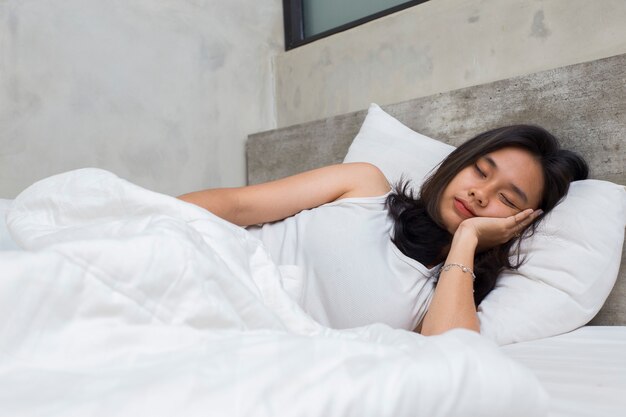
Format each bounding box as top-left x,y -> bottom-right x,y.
456,208 -> 543,251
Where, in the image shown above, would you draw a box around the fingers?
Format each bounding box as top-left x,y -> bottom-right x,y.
513,208 -> 542,223
513,208 -> 532,222
511,208 -> 543,237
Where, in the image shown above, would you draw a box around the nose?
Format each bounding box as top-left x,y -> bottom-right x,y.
469,187 -> 488,207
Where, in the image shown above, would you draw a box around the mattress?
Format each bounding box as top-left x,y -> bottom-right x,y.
502,326 -> 626,417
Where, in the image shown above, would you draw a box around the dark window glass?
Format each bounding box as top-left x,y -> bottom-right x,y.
283,0 -> 429,50
303,0 -> 411,37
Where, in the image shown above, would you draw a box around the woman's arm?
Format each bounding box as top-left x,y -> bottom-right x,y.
419,209 -> 541,336
419,225 -> 480,336
177,163 -> 390,226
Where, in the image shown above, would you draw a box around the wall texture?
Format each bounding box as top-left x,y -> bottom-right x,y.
274,0 -> 626,127
3,0 -> 625,196
0,0 -> 283,197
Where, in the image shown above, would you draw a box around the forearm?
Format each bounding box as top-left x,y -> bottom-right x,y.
177,188 -> 244,225
420,226 -> 480,336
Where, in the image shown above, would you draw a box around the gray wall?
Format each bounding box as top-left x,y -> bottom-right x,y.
0,0 -> 283,198
275,0 -> 626,127
3,0 -> 626,196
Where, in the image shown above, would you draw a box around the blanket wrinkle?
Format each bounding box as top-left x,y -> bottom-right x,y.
50,243 -> 174,326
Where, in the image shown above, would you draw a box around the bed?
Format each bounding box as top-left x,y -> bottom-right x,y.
502,326 -> 626,417
1,54 -> 625,416
246,52 -> 626,416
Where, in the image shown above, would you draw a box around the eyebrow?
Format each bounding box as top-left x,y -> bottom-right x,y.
482,155 -> 529,204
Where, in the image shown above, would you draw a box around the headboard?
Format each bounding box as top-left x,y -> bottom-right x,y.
247,53 -> 626,325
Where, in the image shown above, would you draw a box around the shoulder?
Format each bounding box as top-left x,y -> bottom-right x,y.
339,162 -> 391,199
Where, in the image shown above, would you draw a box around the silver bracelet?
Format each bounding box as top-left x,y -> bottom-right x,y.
439,263 -> 476,281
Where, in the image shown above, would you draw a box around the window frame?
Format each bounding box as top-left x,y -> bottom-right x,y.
283,0 -> 430,51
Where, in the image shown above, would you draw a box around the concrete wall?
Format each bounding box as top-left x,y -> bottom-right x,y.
274,0 -> 626,127
0,0 -> 283,198
3,0 -> 625,197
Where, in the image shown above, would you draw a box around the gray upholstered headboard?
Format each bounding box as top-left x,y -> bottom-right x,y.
246,53 -> 626,325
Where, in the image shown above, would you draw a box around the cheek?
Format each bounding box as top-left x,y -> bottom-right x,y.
531,189 -> 543,210
486,203 -> 520,219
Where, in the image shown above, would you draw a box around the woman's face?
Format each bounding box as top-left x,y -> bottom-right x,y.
439,147 -> 544,234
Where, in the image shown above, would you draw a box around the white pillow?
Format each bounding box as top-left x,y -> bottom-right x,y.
344,103 -> 626,345
344,103 -> 454,187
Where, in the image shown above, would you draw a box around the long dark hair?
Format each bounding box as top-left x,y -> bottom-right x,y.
387,125 -> 588,305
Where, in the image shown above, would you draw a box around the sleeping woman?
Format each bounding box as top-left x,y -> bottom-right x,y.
178,125 -> 588,336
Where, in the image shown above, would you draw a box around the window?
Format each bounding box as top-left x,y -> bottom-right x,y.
283,0 -> 430,50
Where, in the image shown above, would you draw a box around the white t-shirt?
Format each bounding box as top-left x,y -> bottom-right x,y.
247,193 -> 437,330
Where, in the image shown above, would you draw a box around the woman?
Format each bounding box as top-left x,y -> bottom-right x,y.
178,125 -> 588,336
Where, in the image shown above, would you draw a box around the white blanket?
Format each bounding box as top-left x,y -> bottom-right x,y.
0,169 -> 548,417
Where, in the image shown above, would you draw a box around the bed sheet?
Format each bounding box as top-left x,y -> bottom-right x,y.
502,326 -> 626,417
0,168 -> 548,417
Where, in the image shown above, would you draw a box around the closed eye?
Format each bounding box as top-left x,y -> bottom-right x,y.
500,193 -> 519,209
474,163 -> 486,178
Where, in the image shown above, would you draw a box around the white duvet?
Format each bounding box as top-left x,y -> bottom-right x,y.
0,169 -> 547,417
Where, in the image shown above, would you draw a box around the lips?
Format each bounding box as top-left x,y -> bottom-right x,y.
453,198 -> 476,218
